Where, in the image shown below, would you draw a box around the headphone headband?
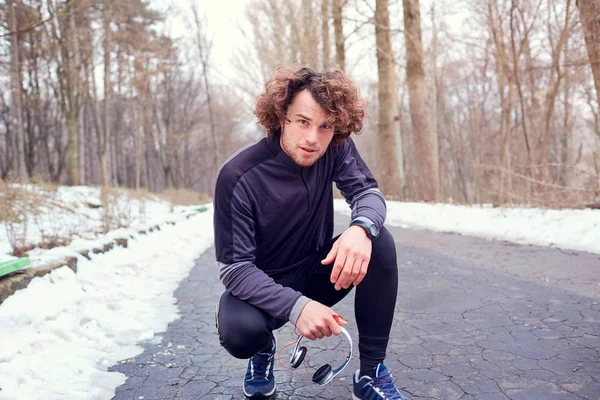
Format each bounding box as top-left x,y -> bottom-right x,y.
289,327 -> 353,385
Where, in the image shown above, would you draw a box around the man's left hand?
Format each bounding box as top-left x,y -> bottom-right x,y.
321,225 -> 372,290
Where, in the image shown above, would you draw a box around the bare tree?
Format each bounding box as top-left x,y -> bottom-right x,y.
100,0 -> 111,188
403,0 -> 439,201
578,0 -> 600,116
333,0 -> 345,70
48,0 -> 84,185
191,5 -> 218,194
8,0 -> 26,177
322,0 -> 330,70
303,0 -> 319,68
374,0 -> 404,198
539,1 -> 572,181
508,0 -> 536,200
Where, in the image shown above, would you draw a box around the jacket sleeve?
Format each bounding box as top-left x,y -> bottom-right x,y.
213,172 -> 308,323
332,138 -> 387,230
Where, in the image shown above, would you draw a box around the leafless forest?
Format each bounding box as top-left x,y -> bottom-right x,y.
1,0 -> 599,208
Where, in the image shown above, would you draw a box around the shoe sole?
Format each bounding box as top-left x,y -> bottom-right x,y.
352,393 -> 383,400
243,383 -> 276,398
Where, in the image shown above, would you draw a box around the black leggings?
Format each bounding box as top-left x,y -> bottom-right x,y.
216,226 -> 398,370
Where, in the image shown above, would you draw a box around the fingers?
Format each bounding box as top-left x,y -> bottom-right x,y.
329,318 -> 342,335
321,239 -> 339,265
302,322 -> 333,340
335,246 -> 370,289
335,257 -> 358,290
330,251 -> 346,288
333,261 -> 352,290
301,314 -> 347,340
330,313 -> 348,335
326,228 -> 373,290
296,302 -> 349,341
352,258 -> 369,286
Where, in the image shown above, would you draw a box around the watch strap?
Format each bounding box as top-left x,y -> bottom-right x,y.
350,217 -> 379,240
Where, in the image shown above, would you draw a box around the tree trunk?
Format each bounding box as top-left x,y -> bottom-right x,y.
509,2 -> 532,200
101,0 -> 111,188
144,146 -> 153,192
322,0 -> 330,70
25,29 -> 40,178
303,0 -> 318,68
374,0 -> 404,198
287,2 -> 302,64
540,1 -> 571,181
578,0 -> 600,115
65,3 -> 80,185
333,0 -> 345,71
8,0 -> 27,177
403,0 -> 438,201
113,50 -> 124,186
488,1 -> 511,204
66,111 -> 79,185
559,35 -> 572,187
267,0 -> 284,64
193,6 -> 219,195
136,98 -> 143,190
430,2 -> 440,199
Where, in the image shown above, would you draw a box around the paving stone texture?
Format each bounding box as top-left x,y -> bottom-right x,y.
110,215 -> 600,399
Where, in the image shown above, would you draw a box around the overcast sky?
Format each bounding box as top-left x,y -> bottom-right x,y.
150,0 -> 251,82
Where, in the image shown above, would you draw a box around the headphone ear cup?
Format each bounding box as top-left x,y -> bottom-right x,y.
312,364 -> 332,384
291,346 -> 307,369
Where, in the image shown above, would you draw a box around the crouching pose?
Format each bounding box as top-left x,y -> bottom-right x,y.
213,66 -> 409,400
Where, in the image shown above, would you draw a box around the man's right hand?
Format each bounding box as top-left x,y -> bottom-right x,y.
295,300 -> 348,340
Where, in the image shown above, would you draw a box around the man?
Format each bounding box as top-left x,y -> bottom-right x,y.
213,67 -> 408,400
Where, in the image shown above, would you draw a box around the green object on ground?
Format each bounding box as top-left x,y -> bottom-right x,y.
0,257 -> 30,278
194,206 -> 208,213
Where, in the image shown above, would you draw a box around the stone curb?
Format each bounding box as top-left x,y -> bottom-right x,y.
0,212 -> 199,306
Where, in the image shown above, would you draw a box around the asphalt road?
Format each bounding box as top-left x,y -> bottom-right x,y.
110,214 -> 600,400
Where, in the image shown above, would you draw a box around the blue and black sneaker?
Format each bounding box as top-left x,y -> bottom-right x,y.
353,363 -> 409,400
243,333 -> 276,398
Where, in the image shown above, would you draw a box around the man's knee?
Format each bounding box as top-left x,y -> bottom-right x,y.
216,293 -> 271,359
218,320 -> 266,359
370,226 -> 397,268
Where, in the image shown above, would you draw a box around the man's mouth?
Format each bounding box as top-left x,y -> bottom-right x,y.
300,146 -> 317,153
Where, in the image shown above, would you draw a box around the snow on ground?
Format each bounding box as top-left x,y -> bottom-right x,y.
0,208 -> 214,400
335,199 -> 600,255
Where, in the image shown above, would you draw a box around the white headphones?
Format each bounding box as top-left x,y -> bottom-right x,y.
289,327 -> 353,385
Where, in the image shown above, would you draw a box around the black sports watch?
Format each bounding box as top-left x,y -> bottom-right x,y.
350,218 -> 379,240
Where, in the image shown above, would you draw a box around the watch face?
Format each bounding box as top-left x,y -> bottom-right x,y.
369,225 -> 378,237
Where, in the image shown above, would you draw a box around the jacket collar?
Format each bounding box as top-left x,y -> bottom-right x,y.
265,135 -> 303,171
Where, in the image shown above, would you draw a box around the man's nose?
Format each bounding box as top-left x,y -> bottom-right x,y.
305,126 -> 319,145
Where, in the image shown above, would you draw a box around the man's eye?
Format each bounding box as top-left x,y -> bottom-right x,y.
321,124 -> 332,130
299,119 -> 309,125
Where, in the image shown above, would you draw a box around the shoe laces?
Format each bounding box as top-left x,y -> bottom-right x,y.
250,345 -> 274,379
373,370 -> 406,400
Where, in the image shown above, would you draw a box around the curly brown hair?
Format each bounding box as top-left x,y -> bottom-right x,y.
254,67 -> 365,145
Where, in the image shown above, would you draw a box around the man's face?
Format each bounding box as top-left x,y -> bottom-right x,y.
280,89 -> 335,167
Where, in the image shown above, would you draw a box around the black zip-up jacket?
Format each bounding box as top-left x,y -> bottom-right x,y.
213,135 -> 386,325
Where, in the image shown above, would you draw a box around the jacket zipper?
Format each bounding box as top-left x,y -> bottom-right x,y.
300,169 -> 310,214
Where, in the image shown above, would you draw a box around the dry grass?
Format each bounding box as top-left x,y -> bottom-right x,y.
153,188 -> 211,206
100,186 -> 134,233
0,176 -> 211,256
0,175 -> 62,255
